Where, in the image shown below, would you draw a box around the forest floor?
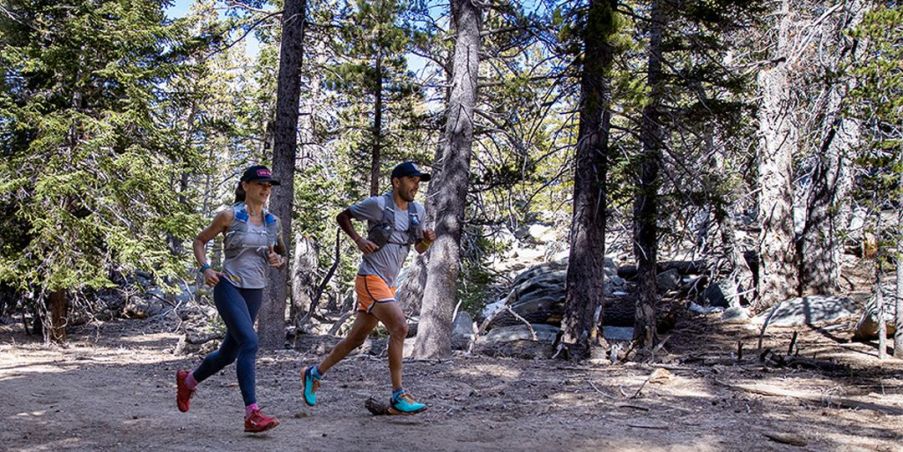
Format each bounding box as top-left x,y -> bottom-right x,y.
1,310 -> 902,451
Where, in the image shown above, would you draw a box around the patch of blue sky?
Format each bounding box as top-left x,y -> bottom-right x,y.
165,0 -> 262,59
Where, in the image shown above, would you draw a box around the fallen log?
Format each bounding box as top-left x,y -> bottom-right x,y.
617,260 -> 709,280
488,294 -> 638,329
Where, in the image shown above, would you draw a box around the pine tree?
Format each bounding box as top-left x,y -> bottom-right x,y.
0,0 -> 208,342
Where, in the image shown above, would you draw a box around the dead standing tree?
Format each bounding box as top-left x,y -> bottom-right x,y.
412,0 -> 482,359
560,0 -> 616,360
260,0 -> 306,349
756,0 -> 799,310
798,1 -> 866,295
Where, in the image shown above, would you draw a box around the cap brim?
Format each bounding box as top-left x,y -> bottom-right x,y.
418,173 -> 431,182
246,178 -> 280,186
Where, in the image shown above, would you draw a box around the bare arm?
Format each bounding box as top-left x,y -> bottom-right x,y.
415,228 -> 436,254
194,209 -> 233,285
267,217 -> 288,268
337,208 -> 378,254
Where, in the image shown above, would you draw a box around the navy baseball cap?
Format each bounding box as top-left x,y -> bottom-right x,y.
391,161 -> 431,181
241,165 -> 280,185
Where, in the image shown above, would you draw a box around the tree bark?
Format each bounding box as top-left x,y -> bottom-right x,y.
756,0 -> 799,310
560,0 -> 615,360
633,0 -> 665,348
369,57 -> 384,196
412,0 -> 481,359
395,142 -> 445,315
895,162 -> 902,359
877,269 -> 886,360
260,0 -> 306,350
47,289 -> 67,343
291,233 -> 318,321
799,1 -> 865,295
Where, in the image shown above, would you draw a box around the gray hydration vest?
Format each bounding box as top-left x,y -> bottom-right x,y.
366,193 -> 424,250
223,202 -> 280,259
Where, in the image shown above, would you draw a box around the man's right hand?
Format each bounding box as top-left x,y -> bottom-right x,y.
355,237 -> 379,254
203,269 -> 222,286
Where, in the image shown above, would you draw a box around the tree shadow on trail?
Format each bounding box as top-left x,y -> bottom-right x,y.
2,317 -> 902,451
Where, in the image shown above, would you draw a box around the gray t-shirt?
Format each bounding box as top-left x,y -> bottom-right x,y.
350,194 -> 426,287
223,217 -> 274,289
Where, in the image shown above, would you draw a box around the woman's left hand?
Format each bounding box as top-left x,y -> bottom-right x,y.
268,245 -> 285,268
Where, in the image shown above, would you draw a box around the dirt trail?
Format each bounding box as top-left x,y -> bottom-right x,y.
1,317 -> 901,451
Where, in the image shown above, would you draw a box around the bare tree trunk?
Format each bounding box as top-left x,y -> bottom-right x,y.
633,0 -> 665,349
756,0 -> 799,310
877,269 -> 886,360
895,164 -> 902,359
260,0 -> 306,349
412,0 -> 481,359
799,1 -> 865,295
369,56 -> 383,196
291,233 -> 318,320
395,140 -> 445,316
560,0 -> 616,360
47,289 -> 67,343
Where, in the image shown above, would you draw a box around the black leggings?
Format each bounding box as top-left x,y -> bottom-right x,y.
192,279 -> 262,406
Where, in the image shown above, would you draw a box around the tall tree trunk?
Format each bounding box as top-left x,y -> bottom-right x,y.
412,0 -> 481,359
395,140 -> 444,315
633,0 -> 665,349
260,0 -> 306,349
369,56 -> 383,196
895,161 -> 902,359
560,0 -> 615,360
756,0 -> 799,310
799,2 -> 865,295
877,266 -> 886,360
291,234 -> 318,322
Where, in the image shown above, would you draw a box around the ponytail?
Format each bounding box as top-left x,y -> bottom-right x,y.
234,181 -> 246,203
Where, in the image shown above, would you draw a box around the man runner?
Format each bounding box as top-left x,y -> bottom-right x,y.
302,161 -> 436,414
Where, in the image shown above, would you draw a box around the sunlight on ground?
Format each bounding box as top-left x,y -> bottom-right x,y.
0,363 -> 76,382
118,333 -> 172,345
452,363 -> 522,379
10,438 -> 84,452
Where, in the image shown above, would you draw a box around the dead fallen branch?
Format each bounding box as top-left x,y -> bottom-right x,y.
763,432 -> 807,447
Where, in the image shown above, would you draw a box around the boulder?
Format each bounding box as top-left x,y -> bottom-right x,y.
481,323 -> 560,343
452,311 -> 476,350
603,326 -> 634,341
853,288 -> 898,340
527,224 -> 557,242
752,295 -> 858,327
701,279 -> 738,308
721,306 -> 750,323
656,269 -> 681,292
473,324 -> 559,358
122,296 -> 166,319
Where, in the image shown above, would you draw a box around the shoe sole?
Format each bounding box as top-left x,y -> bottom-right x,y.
302,367 -> 318,407
245,420 -> 279,433
389,405 -> 428,415
176,371 -> 190,413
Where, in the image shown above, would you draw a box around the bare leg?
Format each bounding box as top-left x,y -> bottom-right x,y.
369,301 -> 408,390
317,312 -> 379,374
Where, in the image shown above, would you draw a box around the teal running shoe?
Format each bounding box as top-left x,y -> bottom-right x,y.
302,366 -> 320,407
391,390 -> 427,414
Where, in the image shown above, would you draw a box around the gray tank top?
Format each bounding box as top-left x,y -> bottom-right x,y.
222,203 -> 279,289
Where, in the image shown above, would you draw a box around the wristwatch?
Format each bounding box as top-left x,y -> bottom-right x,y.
198,263 -> 212,273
